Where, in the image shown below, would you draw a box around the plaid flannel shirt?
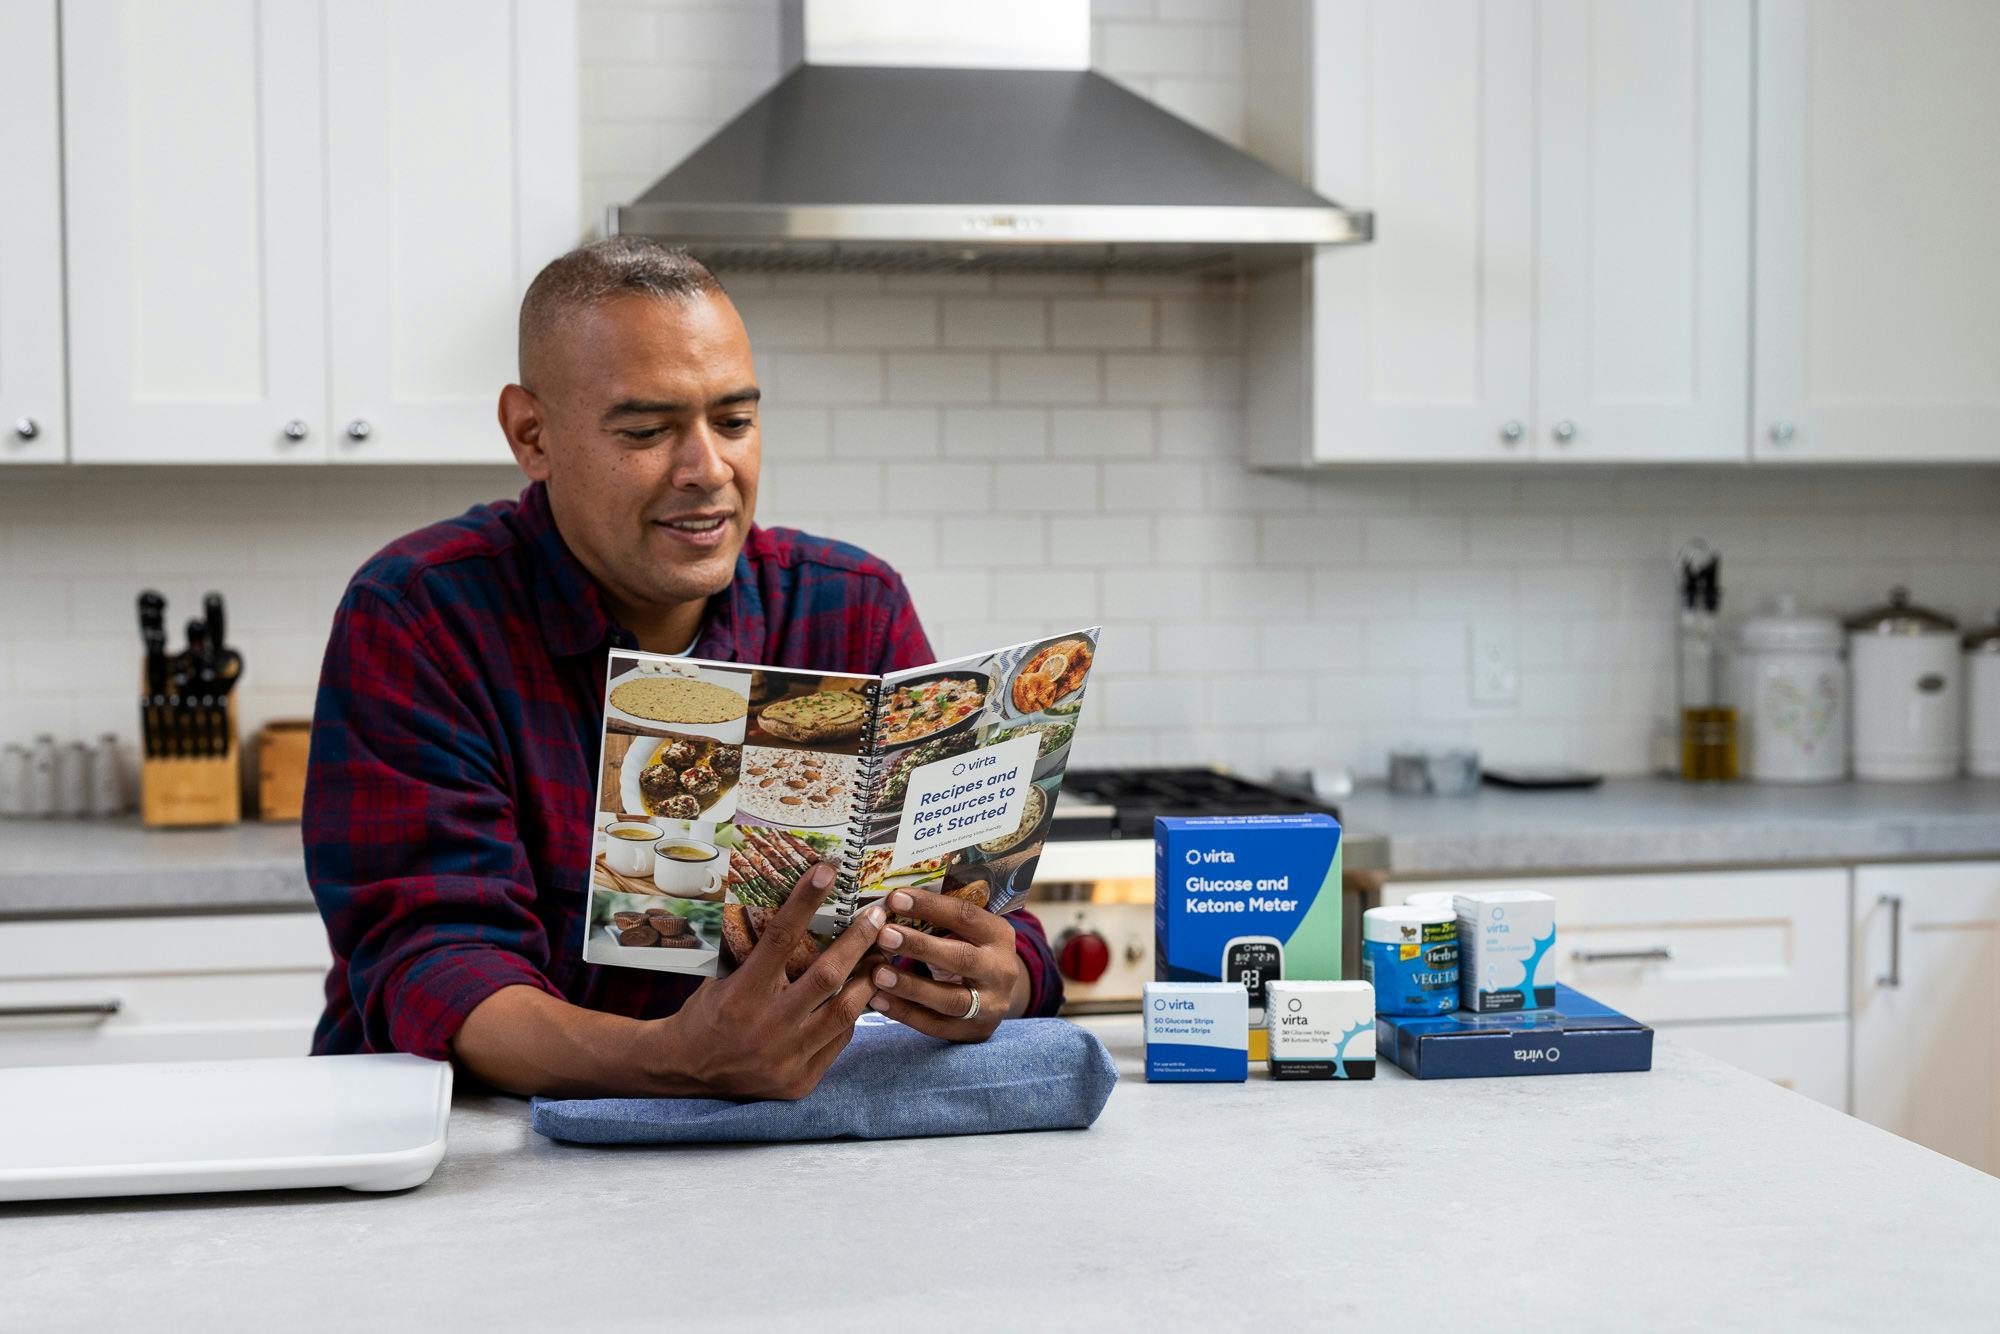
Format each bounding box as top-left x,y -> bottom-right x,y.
305,482 -> 1061,1059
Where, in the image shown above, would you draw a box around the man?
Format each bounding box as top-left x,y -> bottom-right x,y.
305,238 -> 1061,1098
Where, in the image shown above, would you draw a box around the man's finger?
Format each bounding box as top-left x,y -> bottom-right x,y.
868,963 -> 974,1020
867,989 -> 967,1040
804,974 -> 876,1046
745,860 -> 839,983
884,887 -> 1004,942
877,919 -> 983,977
787,902 -> 888,1012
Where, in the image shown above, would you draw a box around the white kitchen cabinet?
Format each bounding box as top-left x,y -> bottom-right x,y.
1663,1018 -> 1850,1112
0,0 -> 70,464
63,0 -> 330,464
61,0 -> 577,466
1754,0 -> 2000,462
1852,862 -> 2000,1175
325,0 -> 578,463
1248,0 -> 1534,465
1534,0 -> 1750,461
1248,0 -> 1751,466
0,912 -> 330,1067
1419,868 -> 1849,1022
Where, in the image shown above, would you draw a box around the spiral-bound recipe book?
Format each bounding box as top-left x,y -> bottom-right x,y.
582,628 -> 1099,977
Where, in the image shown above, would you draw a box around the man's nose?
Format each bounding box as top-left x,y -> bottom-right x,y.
672,420 -> 734,492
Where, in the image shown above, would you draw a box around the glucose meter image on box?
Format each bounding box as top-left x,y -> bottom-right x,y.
1222,935 -> 1283,1007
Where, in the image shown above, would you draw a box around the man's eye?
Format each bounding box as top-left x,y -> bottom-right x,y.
718,416 -> 754,433
620,427 -> 668,442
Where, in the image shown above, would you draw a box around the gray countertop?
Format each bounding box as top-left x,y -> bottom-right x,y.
3,1017 -> 1995,1331
5,776 -> 2000,917
1337,775 -> 2000,876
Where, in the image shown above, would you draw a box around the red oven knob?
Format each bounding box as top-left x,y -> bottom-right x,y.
1057,930 -> 1111,984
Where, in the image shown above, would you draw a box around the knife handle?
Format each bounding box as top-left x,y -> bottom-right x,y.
203,590 -> 226,655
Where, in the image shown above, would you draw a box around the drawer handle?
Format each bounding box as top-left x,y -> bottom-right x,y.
1878,894 -> 1903,989
0,999 -> 123,1021
1570,947 -> 1674,964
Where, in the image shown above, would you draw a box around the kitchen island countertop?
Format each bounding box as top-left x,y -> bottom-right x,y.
4,1017 -> 1995,1331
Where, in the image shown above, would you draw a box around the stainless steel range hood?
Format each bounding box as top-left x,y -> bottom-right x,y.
610,0 -> 1370,274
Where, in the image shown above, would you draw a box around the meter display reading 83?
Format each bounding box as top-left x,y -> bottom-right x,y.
1222,936 -> 1284,1007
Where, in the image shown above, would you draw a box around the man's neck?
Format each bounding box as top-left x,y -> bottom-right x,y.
602,591 -> 708,656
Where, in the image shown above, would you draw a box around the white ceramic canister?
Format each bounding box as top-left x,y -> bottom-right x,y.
1732,594 -> 1847,784
1966,612 -> 2000,779
1845,587 -> 1962,782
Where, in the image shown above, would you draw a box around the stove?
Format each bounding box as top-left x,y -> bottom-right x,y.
1047,767 -> 1339,841
1029,768 -> 1360,1013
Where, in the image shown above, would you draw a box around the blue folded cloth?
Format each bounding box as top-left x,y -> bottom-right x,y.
531,1016 -> 1118,1144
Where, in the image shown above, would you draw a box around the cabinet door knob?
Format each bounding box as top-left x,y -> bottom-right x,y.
1551,419 -> 1576,444
1499,419 -> 1524,444
13,416 -> 40,441
346,419 -> 373,441
1769,420 -> 1795,444
281,419 -> 310,442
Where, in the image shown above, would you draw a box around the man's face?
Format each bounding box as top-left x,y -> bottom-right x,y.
508,290 -> 760,613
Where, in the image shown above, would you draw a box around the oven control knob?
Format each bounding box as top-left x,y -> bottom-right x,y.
1057,930 -> 1111,984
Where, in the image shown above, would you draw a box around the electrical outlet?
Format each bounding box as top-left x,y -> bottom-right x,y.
1470,623 -> 1519,705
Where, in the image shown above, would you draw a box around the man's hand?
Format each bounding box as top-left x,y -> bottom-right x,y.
864,888 -> 1030,1042
648,861 -> 887,1100
450,860 -> 883,1100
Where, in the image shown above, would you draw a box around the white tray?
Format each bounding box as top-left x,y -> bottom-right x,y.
0,1053 -> 452,1203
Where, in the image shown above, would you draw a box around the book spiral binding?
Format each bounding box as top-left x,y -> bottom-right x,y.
831,680 -> 887,929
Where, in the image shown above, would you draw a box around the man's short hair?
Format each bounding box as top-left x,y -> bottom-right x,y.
517,237 -> 725,385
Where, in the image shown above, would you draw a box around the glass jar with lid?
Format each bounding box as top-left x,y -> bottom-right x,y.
1732,594 -> 1846,783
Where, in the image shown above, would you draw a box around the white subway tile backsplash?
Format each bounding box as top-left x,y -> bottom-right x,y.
1052,408 -> 1155,458
1049,515 -> 1155,566
730,294 -> 830,349
1101,461 -> 1206,513
1257,514 -> 1362,565
1102,568 -> 1189,619
828,408 -> 940,460
1097,20 -> 1212,75
1104,353 -> 1209,405
886,354 -> 993,404
996,354 -> 1102,404
943,408 -> 1049,459
993,569 -> 1100,622
831,297 -> 939,349
1052,299 -> 1155,349
937,518 -> 1046,567
1154,515 -> 1259,565
994,463 -> 1100,513
942,299 -> 1047,350
762,351 -> 884,404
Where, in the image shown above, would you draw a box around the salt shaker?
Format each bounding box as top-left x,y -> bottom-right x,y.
28,734 -> 59,818
56,741 -> 92,817
0,744 -> 29,817
89,733 -> 127,817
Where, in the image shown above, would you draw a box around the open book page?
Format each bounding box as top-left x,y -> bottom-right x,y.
582,652 -> 874,978
860,627 -> 1099,920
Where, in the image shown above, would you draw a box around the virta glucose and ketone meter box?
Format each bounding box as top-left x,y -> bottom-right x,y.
1266,980 -> 1375,1080
1455,888 -> 1557,1012
1155,814 -> 1343,1062
1143,981 -> 1249,1082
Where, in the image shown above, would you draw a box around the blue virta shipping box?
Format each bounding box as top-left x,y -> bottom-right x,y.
1155,814 -> 1344,1063
1375,984 -> 1653,1079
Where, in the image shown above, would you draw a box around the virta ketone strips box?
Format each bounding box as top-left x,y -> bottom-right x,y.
1154,814 -> 1344,1062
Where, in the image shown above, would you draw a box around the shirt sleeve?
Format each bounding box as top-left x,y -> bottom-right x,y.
870,567 -> 936,673
1008,909 -> 1065,1016
304,581 -> 562,1060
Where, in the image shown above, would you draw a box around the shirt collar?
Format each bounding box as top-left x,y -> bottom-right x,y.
516,481 -> 617,659
516,481 -> 761,663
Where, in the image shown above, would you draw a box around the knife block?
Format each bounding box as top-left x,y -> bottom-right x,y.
140,702 -> 242,828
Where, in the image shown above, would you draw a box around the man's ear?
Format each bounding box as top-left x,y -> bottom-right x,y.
498,383 -> 551,481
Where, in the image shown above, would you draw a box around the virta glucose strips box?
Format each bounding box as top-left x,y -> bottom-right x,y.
1266,980 -> 1374,1080
1155,814 -> 1343,1062
1454,888 -> 1556,1013
1377,985 -> 1652,1079
1144,981 -> 1249,1082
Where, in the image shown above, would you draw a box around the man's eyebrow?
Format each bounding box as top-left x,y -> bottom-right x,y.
601,387 -> 761,421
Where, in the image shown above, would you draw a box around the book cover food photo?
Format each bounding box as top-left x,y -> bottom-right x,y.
583,628 -> 1100,977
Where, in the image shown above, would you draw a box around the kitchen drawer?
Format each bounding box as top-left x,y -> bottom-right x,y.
1661,1017 -> 1850,1113
1403,869 -> 1849,1023
0,912 -> 331,1068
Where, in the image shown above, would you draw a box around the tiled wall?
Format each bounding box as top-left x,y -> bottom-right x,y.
3,0 -> 1998,782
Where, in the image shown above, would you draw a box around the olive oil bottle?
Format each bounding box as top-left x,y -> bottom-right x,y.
1677,545 -> 1738,782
